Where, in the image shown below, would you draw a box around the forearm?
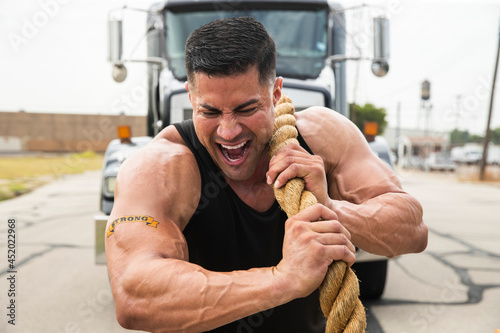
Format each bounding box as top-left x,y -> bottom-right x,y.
114,258 -> 292,333
328,192 -> 427,257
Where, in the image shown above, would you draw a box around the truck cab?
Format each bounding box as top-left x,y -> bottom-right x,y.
98,0 -> 391,299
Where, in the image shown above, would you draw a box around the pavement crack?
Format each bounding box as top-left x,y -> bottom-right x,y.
1,247 -> 53,276
427,251 -> 499,305
430,227 -> 500,259
393,257 -> 446,289
368,226 -> 500,312
0,243 -> 93,276
0,210 -> 99,232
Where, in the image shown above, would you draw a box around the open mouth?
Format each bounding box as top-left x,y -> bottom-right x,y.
219,141 -> 250,164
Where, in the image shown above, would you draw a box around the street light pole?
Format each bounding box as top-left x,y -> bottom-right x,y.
479,19 -> 500,181
421,80 -> 431,137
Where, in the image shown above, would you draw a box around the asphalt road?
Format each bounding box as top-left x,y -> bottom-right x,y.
365,169 -> 500,333
0,169 -> 499,333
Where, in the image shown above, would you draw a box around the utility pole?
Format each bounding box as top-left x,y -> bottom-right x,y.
455,95 -> 461,131
421,80 -> 431,136
396,101 -> 401,152
479,19 -> 500,181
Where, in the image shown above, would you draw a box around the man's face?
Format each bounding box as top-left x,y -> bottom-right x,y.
187,66 -> 282,182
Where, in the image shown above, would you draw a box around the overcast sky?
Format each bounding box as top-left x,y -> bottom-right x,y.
1,0 -> 499,135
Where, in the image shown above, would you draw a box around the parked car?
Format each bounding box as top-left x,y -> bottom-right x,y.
451,144 -> 482,165
424,152 -> 456,172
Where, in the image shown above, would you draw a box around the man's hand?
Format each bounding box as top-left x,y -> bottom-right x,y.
267,142 -> 329,206
274,204 -> 356,299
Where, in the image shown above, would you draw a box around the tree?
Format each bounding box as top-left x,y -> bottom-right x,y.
450,129 -> 470,144
490,127 -> 500,144
449,128 -> 500,145
349,103 -> 388,135
469,134 -> 484,144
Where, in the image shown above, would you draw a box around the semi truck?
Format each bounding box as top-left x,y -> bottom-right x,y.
96,0 -> 392,299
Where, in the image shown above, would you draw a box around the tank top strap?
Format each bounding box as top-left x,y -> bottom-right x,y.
173,120 -> 220,176
297,129 -> 313,154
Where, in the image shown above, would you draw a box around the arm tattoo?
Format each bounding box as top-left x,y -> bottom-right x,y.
107,215 -> 159,237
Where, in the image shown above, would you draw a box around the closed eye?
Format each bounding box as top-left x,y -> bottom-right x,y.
200,110 -> 219,118
197,105 -> 220,118
237,107 -> 257,115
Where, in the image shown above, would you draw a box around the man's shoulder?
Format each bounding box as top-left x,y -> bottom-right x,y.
150,123 -> 192,151
294,106 -> 383,187
295,107 -> 360,149
119,125 -> 198,183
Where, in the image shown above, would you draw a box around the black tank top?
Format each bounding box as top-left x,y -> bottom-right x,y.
174,120 -> 325,333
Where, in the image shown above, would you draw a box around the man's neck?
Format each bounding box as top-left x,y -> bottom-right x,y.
224,149 -> 276,212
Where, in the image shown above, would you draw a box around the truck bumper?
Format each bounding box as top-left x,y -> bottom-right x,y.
95,215 -> 108,265
355,249 -> 389,262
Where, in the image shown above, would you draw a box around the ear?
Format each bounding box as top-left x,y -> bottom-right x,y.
272,77 -> 283,107
184,81 -> 192,102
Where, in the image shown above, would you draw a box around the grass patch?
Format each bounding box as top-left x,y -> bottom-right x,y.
456,165 -> 500,182
0,151 -> 103,201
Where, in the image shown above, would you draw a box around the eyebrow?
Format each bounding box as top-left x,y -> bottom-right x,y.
199,99 -> 260,112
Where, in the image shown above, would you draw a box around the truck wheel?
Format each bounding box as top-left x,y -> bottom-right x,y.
147,111 -> 155,137
352,260 -> 388,300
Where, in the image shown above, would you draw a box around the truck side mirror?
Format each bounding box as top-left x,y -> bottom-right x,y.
372,16 -> 390,77
112,63 -> 127,83
108,13 -> 127,82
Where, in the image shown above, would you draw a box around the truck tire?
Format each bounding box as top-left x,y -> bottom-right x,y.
147,110 -> 155,137
352,260 -> 388,300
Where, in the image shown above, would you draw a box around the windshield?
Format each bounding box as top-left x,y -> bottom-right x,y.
165,8 -> 328,80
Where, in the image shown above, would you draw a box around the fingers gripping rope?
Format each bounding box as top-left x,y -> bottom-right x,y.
269,95 -> 367,333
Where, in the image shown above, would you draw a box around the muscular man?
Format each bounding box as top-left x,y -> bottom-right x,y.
105,17 -> 427,332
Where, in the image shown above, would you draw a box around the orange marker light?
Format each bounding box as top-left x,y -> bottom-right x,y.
117,125 -> 132,143
364,122 -> 378,136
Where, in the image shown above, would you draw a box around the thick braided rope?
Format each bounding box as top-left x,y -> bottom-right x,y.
269,95 -> 366,333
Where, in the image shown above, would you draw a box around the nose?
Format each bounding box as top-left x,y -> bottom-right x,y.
217,113 -> 242,141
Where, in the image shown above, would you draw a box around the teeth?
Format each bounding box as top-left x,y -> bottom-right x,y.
221,141 -> 247,150
226,155 -> 239,162
221,149 -> 240,162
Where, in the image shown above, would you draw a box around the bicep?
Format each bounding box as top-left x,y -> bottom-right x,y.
105,185 -> 190,272
297,108 -> 402,203
327,126 -> 403,203
105,142 -> 200,271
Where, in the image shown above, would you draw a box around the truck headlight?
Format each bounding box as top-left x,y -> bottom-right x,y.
103,176 -> 117,198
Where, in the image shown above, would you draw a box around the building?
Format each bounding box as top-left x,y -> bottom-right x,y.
383,127 -> 450,168
0,111 -> 146,153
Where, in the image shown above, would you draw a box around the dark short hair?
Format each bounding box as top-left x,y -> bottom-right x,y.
185,17 -> 276,87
